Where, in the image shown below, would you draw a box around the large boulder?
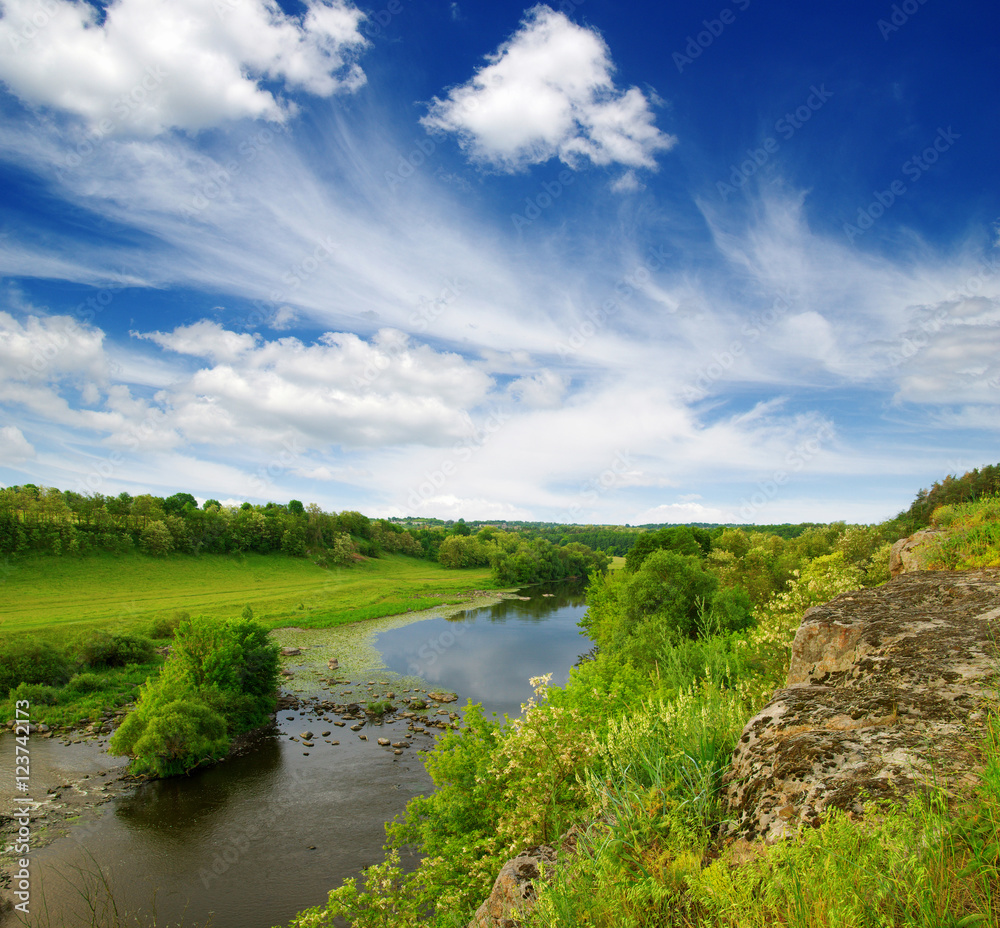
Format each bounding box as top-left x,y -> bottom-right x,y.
468,845 -> 557,928
889,528 -> 942,577
724,569 -> 1000,843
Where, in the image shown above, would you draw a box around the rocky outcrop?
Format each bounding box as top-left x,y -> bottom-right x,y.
468,845 -> 557,928
724,570 -> 1000,842
889,528 -> 943,577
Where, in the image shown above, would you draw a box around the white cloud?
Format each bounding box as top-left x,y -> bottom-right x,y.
892,296 -> 1000,406
633,501 -> 730,524
610,169 -> 643,193
0,0 -> 368,135
421,5 -> 674,172
142,324 -> 497,449
0,311 -> 110,383
0,425 -> 35,464
507,369 -> 567,408
136,320 -> 259,363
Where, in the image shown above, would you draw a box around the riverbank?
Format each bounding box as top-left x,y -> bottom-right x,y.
1,583 -> 588,928
0,585 -> 516,917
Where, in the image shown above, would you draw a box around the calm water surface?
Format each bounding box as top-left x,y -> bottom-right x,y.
1,583 -> 591,928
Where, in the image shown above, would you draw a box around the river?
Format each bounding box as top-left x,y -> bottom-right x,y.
0,582 -> 590,928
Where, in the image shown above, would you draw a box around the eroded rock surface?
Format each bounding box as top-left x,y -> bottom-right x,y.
724,570 -> 1000,842
468,845 -> 556,928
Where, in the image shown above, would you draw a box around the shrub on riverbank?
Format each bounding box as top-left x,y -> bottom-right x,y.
109,612 -> 279,777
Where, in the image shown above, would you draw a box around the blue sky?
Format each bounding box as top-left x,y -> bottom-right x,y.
0,0 -> 997,525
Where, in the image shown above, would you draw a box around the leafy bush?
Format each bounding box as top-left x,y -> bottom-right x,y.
10,682 -> 61,705
66,672 -> 103,694
0,636 -> 71,695
112,694 -> 229,777
74,631 -> 156,668
110,613 -> 279,776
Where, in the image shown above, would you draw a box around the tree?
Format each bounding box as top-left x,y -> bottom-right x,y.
140,520 -> 174,556
163,492 -> 198,515
288,499 -> 305,516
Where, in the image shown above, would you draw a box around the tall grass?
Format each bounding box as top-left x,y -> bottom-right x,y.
927,496 -> 1000,569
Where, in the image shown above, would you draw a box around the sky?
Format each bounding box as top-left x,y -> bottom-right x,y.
0,0 -> 997,526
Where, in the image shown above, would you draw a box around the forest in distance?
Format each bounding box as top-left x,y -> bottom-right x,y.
5,461 -> 998,564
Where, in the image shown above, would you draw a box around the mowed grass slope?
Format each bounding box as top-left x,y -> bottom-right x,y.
0,552 -> 495,639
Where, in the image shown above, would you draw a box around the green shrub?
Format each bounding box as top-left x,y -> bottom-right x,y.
74,631 -> 156,668
110,613 -> 279,776
10,682 -> 61,705
0,636 -> 71,695
112,694 -> 229,777
66,672 -> 104,694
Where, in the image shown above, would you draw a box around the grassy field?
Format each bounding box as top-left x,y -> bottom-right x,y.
0,552 -> 496,640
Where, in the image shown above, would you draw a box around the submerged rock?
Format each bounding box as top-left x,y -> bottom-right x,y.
724,569 -> 1000,842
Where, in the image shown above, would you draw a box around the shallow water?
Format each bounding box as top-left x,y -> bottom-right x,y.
0,583 -> 591,928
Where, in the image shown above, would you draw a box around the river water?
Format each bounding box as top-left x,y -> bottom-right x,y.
0,582 -> 590,928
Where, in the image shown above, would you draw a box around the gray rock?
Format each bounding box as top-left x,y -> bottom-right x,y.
889,529 -> 943,577
468,845 -> 557,928
724,570 -> 1000,843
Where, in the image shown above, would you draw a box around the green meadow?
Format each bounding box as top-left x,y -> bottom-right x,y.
0,552 -> 495,640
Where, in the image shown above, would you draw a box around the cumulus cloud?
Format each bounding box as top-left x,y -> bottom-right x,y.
421,5 -> 674,171
138,324 -> 497,449
135,320 -> 259,364
0,425 -> 35,464
0,311 -> 109,383
0,0 -> 368,135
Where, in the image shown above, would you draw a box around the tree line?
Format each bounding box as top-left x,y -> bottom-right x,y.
0,485 -> 423,562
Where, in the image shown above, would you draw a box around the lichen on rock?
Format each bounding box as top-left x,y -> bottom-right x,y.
723,569 -> 1000,843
